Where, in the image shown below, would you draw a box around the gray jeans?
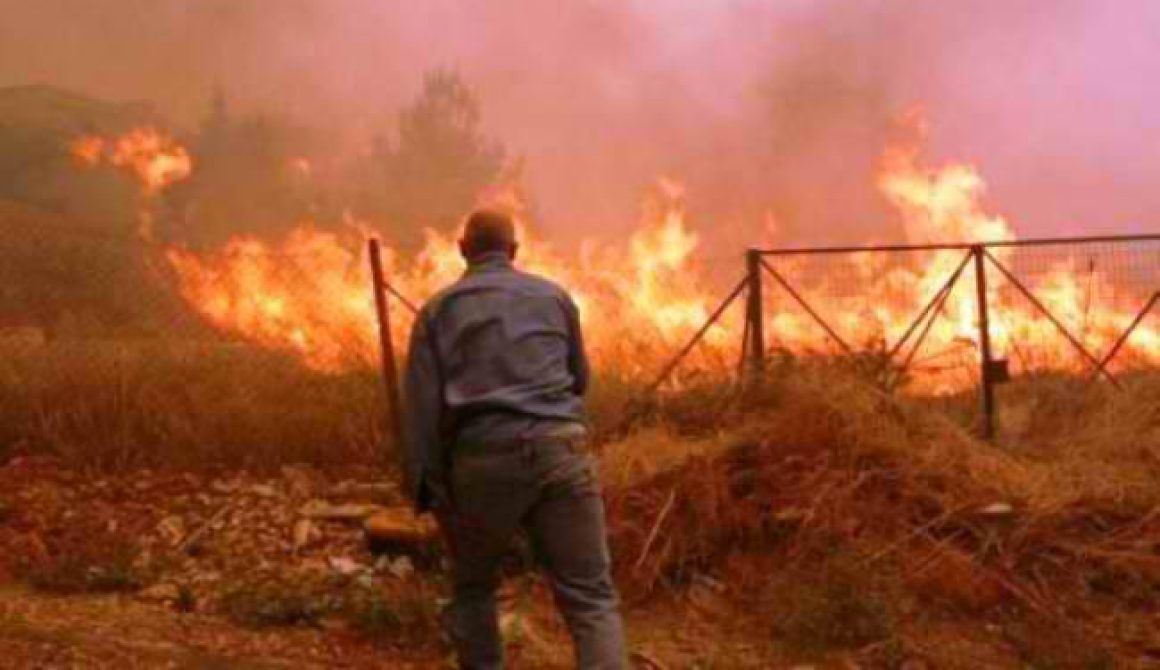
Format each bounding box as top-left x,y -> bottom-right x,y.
445,439 -> 626,669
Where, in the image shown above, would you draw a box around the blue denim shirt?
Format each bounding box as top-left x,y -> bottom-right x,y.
401,252 -> 590,511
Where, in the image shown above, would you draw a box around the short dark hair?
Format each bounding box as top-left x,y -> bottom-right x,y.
461,209 -> 517,258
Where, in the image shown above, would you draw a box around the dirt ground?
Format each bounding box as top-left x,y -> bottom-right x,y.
0,453 -> 787,669
4,436 -> 1159,669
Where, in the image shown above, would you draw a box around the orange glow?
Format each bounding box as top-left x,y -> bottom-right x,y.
73,128 -> 192,193
288,157 -> 312,177
74,126 -> 1160,387
164,185 -> 728,379
70,136 -> 105,166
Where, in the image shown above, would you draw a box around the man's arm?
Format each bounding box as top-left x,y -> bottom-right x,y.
562,293 -> 591,396
401,310 -> 443,513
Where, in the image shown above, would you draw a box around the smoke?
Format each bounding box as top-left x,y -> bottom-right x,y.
2,0 -> 1159,246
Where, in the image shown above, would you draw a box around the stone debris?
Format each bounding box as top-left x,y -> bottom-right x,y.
0,455 -> 435,615
385,556 -> 415,580
363,508 -> 438,547
292,519 -> 320,551
157,515 -> 186,546
250,483 -> 278,498
298,500 -> 387,523
327,556 -> 365,576
137,583 -> 181,603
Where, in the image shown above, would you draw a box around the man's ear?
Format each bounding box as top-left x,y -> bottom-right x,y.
509,242 -> 519,261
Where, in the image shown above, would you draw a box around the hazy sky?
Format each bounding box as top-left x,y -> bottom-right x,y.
2,1 -> 1159,244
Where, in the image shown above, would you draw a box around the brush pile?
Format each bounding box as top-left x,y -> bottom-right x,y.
605,364 -> 1160,659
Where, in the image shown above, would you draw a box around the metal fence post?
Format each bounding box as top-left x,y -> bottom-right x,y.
745,249 -> 765,379
972,245 -> 997,440
368,239 -> 404,451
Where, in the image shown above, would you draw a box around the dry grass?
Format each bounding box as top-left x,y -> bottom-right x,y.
0,337 -> 656,471
0,339 -> 388,470
604,361 -> 1160,659
4,334 -> 1160,660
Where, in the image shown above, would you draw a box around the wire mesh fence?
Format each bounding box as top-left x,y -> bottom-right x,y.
987,239 -> 1160,378
747,236 -> 1160,437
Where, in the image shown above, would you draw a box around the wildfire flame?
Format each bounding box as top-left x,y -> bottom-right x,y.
164,189 -> 721,376
75,126 -> 1160,387
72,128 -> 192,193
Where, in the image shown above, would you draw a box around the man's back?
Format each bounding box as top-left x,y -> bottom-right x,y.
420,250 -> 588,439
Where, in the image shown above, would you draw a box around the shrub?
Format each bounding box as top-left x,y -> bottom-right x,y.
342,581 -> 441,647
24,524 -> 144,594
768,553 -> 893,655
219,573 -> 328,628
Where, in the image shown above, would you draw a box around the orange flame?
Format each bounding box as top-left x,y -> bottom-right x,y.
74,126 -> 1160,387
72,128 -> 192,193
164,188 -> 727,379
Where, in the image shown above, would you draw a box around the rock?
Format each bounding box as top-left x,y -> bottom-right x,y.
210,479 -> 236,494
363,508 -> 439,548
328,556 -> 365,575
298,500 -> 387,522
280,465 -> 318,498
978,502 -> 1015,517
138,583 -> 181,603
250,483 -> 278,498
157,515 -> 186,546
386,556 -> 415,580
292,519 -> 320,551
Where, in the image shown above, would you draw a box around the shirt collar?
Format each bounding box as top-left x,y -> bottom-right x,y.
465,251 -> 514,275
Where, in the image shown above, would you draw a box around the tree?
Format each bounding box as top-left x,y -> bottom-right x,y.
167,89 -> 320,249
357,69 -> 506,250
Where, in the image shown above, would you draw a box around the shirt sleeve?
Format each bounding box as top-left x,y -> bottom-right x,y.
562,293 -> 591,396
401,310 -> 444,512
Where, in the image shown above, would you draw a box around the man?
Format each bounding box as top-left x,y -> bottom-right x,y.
401,209 -> 626,669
